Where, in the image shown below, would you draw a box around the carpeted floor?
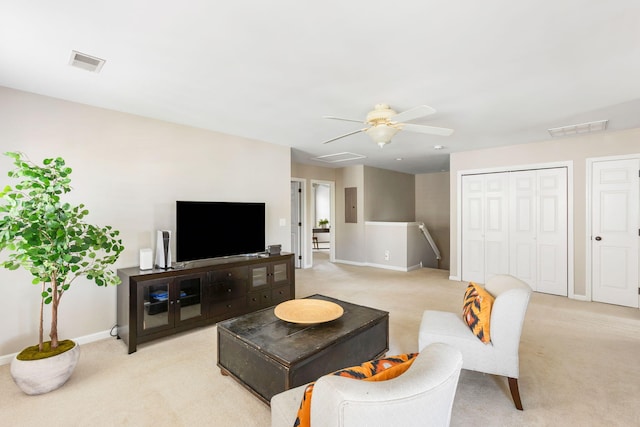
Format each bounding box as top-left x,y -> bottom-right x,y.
1,251 -> 639,426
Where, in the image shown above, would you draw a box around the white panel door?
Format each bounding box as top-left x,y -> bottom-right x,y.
536,168 -> 568,296
462,173 -> 509,283
484,173 -> 510,281
592,159 -> 639,308
462,175 -> 486,283
509,168 -> 567,295
509,171 -> 537,288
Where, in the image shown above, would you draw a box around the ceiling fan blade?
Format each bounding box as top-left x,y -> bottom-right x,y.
323,115 -> 366,124
400,123 -> 454,136
389,105 -> 436,123
322,128 -> 366,144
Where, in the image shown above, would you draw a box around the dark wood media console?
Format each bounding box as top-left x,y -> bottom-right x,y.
117,253 -> 295,353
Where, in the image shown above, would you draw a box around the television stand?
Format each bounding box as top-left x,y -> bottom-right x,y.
116,253 -> 295,354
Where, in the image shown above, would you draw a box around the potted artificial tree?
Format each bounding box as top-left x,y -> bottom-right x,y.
0,152 -> 124,395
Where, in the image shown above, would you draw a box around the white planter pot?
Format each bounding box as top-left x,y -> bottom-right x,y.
10,341 -> 80,395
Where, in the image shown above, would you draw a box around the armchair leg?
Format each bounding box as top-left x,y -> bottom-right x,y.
508,377 -> 523,410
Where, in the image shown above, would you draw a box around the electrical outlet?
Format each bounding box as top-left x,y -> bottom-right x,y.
384,250 -> 390,261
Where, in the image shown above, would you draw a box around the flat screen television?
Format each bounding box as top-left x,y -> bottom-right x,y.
176,201 -> 266,262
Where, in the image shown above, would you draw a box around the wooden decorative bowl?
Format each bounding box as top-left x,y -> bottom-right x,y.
274,299 -> 344,324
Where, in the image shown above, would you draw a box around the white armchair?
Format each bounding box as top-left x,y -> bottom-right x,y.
418,275 -> 532,410
270,343 -> 463,427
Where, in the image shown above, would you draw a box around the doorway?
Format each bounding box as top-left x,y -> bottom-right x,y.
587,155 -> 640,308
311,180 -> 335,266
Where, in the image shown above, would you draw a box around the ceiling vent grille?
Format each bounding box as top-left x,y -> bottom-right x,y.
69,50 -> 105,73
548,119 -> 608,138
312,152 -> 367,163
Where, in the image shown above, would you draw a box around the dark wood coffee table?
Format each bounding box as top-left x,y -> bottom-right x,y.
216,294 -> 389,404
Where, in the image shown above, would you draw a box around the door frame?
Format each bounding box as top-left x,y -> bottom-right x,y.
310,179 -> 336,267
290,178 -> 306,269
455,160 -> 575,297
585,153 -> 640,306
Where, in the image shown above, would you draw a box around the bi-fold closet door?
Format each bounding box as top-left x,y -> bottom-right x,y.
461,167 -> 567,296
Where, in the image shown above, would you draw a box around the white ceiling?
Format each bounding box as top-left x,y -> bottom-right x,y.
2,1 -> 640,174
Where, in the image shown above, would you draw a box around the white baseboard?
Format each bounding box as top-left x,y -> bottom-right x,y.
449,275 -> 461,281
569,293 -> 589,301
0,329 -> 113,366
332,259 -> 425,272
333,259 -> 367,267
364,262 -> 410,272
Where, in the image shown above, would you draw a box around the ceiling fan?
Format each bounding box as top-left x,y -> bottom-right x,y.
322,104 -> 454,147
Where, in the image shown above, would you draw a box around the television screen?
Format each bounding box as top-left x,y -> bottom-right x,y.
176,201 -> 266,262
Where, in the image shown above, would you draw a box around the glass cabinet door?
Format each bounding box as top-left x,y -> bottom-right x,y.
272,262 -> 289,286
250,261 -> 291,289
250,265 -> 269,289
175,275 -> 203,324
138,278 -> 173,336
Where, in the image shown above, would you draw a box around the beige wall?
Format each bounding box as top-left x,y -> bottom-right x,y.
450,127 -> 640,296
332,165 -> 417,264
291,163 -> 336,182
364,167 -> 415,221
415,172 -> 450,270
0,86 -> 291,358
335,165 -> 366,262
292,163 -> 418,266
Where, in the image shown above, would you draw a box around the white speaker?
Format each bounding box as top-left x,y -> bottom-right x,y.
155,230 -> 172,270
139,248 -> 153,270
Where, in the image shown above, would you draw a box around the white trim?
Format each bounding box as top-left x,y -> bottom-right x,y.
364,262 -> 422,272
456,160 -> 575,298
332,259 -> 422,272
449,275 -> 461,281
291,177 -> 307,269
310,179 -> 336,267
566,163 -> 576,299
0,352 -> 17,366
333,259 -> 367,267
585,152 -> 640,306
0,329 -> 113,366
364,221 -> 415,227
456,160 -> 572,177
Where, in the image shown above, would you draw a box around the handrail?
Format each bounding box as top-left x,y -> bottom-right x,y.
418,222 -> 441,260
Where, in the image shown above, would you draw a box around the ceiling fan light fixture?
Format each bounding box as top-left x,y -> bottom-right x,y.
366,124 -> 399,147
322,103 -> 453,146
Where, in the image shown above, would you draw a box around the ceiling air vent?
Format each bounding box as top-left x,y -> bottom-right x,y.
312,152 -> 367,164
548,119 -> 608,138
69,50 -> 105,73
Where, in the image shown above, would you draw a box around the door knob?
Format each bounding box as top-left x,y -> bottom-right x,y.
595,236 -> 602,241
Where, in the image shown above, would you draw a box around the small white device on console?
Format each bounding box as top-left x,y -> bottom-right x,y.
267,244 -> 281,256
139,248 -> 153,270
155,230 -> 172,270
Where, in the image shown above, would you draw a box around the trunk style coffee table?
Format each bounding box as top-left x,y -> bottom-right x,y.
217,294 -> 389,404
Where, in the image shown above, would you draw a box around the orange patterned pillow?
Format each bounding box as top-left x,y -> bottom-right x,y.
294,354 -> 418,427
462,282 -> 495,343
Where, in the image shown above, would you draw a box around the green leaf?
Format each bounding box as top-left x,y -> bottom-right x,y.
0,151 -> 125,320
